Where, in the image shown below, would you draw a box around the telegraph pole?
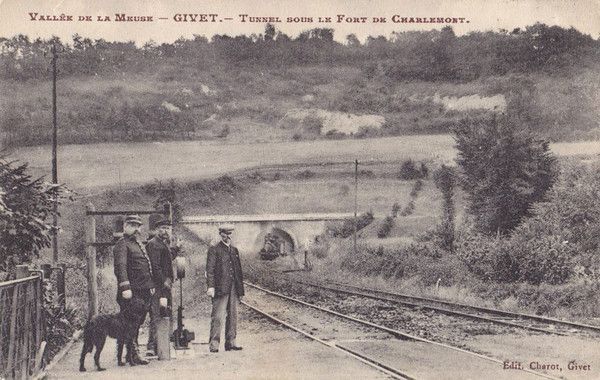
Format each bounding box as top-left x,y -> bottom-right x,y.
51,43 -> 59,263
353,159 -> 358,255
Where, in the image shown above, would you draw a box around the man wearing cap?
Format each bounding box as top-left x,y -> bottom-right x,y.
113,214 -> 155,365
206,223 -> 245,353
145,214 -> 174,355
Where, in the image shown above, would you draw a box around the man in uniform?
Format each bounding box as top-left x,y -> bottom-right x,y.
145,215 -> 174,355
206,224 -> 245,353
113,214 -> 155,365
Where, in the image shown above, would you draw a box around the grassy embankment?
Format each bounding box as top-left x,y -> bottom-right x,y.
51,154 -> 600,325
2,64 -> 599,148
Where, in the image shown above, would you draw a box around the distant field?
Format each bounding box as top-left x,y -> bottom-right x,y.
9,135 -> 599,191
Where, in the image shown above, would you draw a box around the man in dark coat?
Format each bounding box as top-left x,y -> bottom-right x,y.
145,215 -> 174,354
113,214 -> 155,365
206,224 -> 244,353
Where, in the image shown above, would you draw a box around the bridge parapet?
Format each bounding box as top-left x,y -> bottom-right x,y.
181,213 -> 354,224
181,213 -> 355,255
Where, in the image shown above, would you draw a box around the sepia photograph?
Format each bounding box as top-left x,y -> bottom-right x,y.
1,0 -> 600,379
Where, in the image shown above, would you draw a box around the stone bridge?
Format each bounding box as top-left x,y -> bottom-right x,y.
181,213 -> 353,255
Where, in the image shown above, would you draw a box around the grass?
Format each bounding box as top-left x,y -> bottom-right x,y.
8,133 -> 600,193
27,152 -> 600,322
3,63 -> 599,149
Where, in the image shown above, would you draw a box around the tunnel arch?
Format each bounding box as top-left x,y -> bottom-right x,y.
253,226 -> 297,255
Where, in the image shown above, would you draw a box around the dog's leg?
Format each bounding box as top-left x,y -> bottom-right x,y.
126,340 -> 137,366
94,335 -> 107,371
79,328 -> 93,372
79,345 -> 88,372
117,338 -> 125,366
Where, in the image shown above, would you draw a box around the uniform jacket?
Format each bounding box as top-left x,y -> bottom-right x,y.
146,236 -> 174,297
206,241 -> 245,297
113,234 -> 155,291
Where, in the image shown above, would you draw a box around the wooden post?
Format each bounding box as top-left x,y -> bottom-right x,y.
21,281 -> 32,380
353,159 -> 358,255
156,317 -> 171,360
7,283 -> 20,377
41,264 -> 52,279
51,43 -> 59,264
86,203 -> 98,319
15,265 -> 29,279
34,277 -> 43,370
56,263 -> 66,310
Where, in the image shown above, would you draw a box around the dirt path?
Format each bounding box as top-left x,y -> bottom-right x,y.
46,306 -> 394,380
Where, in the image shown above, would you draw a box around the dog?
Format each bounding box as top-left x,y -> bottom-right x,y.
79,297 -> 147,372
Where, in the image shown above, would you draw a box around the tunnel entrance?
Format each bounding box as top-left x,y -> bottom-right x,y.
257,227 -> 295,260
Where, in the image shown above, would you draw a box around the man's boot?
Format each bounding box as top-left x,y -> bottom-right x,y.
131,342 -> 149,365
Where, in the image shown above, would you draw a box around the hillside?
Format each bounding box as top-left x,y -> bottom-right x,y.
1,24 -> 599,147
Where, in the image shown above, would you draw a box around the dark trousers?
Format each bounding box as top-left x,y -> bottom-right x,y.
147,289 -> 172,351
117,288 -> 152,350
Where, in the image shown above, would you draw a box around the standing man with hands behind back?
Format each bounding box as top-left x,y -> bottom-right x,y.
206,224 -> 245,353
113,214 -> 155,365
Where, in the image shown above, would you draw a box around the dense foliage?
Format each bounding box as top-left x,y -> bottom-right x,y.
0,158 -> 70,273
453,114 -> 557,235
432,165 -> 456,251
1,24 -> 597,80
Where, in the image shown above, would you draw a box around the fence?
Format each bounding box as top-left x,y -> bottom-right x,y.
0,274 -> 45,380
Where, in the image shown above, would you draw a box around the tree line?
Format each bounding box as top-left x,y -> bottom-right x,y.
1,23 -> 598,81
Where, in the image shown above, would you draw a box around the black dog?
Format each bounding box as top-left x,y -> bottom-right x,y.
79,298 -> 147,372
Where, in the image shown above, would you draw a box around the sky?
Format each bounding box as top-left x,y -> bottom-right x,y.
0,0 -> 599,45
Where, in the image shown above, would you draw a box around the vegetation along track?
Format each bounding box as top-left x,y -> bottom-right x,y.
293,278 -> 600,338
242,281 -> 557,380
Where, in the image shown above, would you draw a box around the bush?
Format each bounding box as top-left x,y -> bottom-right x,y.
377,216 -> 395,238
410,179 -> 423,197
43,279 -> 80,361
454,230 -> 574,285
0,159 -> 70,274
433,165 -> 456,251
453,114 -> 557,235
398,159 -> 426,180
216,124 -> 230,138
295,170 -> 315,179
309,239 -> 330,259
340,242 -> 468,285
153,179 -> 183,223
328,211 -> 374,238
391,202 -> 400,218
400,200 -> 415,216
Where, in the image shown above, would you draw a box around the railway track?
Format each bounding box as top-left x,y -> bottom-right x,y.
290,278 -> 600,337
242,280 -> 559,380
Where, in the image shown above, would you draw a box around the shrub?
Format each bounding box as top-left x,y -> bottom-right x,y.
328,211 -> 374,238
153,179 -> 183,223
0,159 -> 71,274
296,170 -> 315,179
309,239 -> 330,259
377,216 -> 395,238
512,235 -> 574,285
455,229 -> 574,285
216,124 -> 230,138
453,114 -> 557,235
340,242 -> 468,285
398,159 -> 424,180
433,165 -> 456,251
410,179 -> 423,197
43,279 -> 80,361
391,202 -> 401,218
400,200 -> 415,216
